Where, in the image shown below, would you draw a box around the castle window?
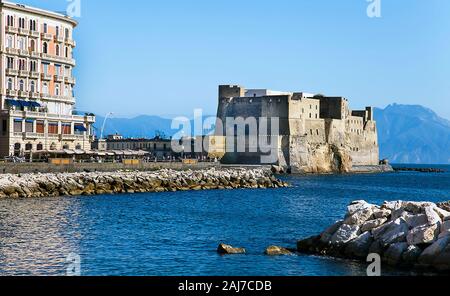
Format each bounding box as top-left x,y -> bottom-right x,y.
316,129 -> 319,135
310,129 -> 313,135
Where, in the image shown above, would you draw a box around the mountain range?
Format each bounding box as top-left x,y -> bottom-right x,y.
94,104 -> 450,164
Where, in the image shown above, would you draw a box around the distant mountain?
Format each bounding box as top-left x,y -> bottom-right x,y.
375,104 -> 450,164
94,104 -> 450,164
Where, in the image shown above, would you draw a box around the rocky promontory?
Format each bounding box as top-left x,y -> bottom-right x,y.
0,168 -> 288,199
297,200 -> 450,272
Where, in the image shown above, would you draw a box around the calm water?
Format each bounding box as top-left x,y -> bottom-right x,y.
0,165 -> 449,276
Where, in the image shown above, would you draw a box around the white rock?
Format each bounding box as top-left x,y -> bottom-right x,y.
404,201 -> 435,214
361,218 -> 388,233
383,242 -> 409,265
381,201 -> 404,211
434,207 -> 450,221
320,220 -> 344,243
373,209 -> 391,219
330,224 -> 360,245
347,200 -> 373,217
379,219 -> 409,247
424,206 -> 442,225
344,207 -> 374,226
407,223 -> 440,245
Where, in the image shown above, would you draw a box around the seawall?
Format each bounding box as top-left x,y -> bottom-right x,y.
0,168 -> 289,199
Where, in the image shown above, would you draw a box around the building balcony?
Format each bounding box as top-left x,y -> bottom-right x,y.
6,89 -> 18,97
41,53 -> 76,66
54,75 -> 64,82
19,70 -> 30,77
30,92 -> 40,99
18,91 -> 29,98
5,47 -> 20,55
18,49 -> 29,57
30,52 -> 40,58
30,71 -> 40,79
64,77 -> 76,85
41,33 -> 53,40
25,132 -> 44,140
30,31 -> 40,38
54,35 -> 65,43
6,26 -> 19,34
61,134 -> 77,141
65,38 -> 76,47
6,68 -> 19,76
8,110 -> 95,124
44,95 -> 76,104
41,73 -> 52,80
18,28 -> 30,36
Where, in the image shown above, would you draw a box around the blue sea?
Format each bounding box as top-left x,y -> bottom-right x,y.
0,165 -> 449,276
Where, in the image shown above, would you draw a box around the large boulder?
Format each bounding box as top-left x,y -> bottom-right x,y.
265,246 -> 292,256
407,223 -> 440,245
217,243 -> 246,255
344,231 -> 374,259
383,242 -> 408,266
347,201 -> 374,217
372,209 -> 391,219
418,236 -> 450,266
330,224 -> 360,245
320,220 -> 344,243
404,214 -> 428,229
344,208 -> 374,226
434,207 -> 450,221
361,218 -> 388,233
424,206 -> 442,225
381,201 -> 404,212
373,218 -> 409,247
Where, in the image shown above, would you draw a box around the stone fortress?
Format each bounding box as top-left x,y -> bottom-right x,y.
214,85 -> 379,173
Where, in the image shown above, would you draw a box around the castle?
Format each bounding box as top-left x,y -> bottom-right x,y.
213,85 -> 379,173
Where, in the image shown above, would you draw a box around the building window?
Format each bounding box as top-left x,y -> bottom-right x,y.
65,47 -> 69,58
42,63 -> 49,74
18,38 -> 25,50
30,39 -> 36,52
37,143 -> 43,151
14,120 -> 22,133
55,84 -> 60,96
7,78 -> 13,90
14,143 -> 21,151
29,20 -> 37,31
65,28 -> 70,39
6,35 -> 13,48
76,144 -> 82,150
43,42 -> 48,54
2,120 -> 7,133
64,85 -> 69,97
43,23 -> 48,33
19,80 -> 25,91
48,123 -> 58,135
30,61 -> 37,72
62,123 -> 71,135
25,143 -> 32,151
56,44 -> 60,56
7,57 -> 14,69
42,83 -> 49,95
7,15 -> 14,27
36,121 -> 45,134
30,81 -> 36,93
19,18 -> 25,29
19,59 -> 26,70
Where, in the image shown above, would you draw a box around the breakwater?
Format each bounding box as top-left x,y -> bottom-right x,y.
0,168 -> 288,199
297,200 -> 450,272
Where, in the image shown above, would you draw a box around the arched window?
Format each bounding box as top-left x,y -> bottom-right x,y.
65,28 -> 70,38
37,143 -> 43,151
19,80 -> 25,91
64,85 -> 69,97
50,143 -> 56,151
55,84 -> 60,96
14,143 -> 21,151
7,78 -> 13,90
42,82 -> 48,95
76,144 -> 82,150
30,81 -> 35,93
43,42 -> 48,54
25,143 -> 33,151
18,38 -> 24,50
6,35 -> 13,48
30,39 -> 35,52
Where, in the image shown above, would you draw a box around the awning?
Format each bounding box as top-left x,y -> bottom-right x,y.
30,102 -> 41,107
6,99 -> 21,107
25,119 -> 34,124
74,125 -> 88,132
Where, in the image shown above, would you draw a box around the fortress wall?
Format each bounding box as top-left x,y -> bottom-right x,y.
305,119 -> 327,145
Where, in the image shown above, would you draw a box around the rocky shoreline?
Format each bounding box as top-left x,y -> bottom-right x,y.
0,168 -> 289,199
297,200 -> 450,272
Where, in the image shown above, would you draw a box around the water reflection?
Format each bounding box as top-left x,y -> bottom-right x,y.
0,198 -> 82,276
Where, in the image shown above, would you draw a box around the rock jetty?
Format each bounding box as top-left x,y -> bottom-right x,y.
0,168 -> 288,199
297,200 -> 450,272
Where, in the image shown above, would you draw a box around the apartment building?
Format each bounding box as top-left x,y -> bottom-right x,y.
0,1 -> 95,157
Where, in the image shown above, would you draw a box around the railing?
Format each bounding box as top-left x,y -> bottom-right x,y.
18,91 -> 29,98
25,133 -> 44,139
41,73 -> 52,80
6,89 -> 18,96
5,47 -> 20,55
6,68 -> 19,76
41,53 -> 75,66
19,70 -> 30,77
65,39 -> 76,47
18,28 -> 30,36
30,72 -> 40,79
30,92 -> 40,99
41,33 -> 52,40
9,110 -> 95,123
6,26 -> 19,34
54,75 -> 64,82
54,35 -> 65,43
30,31 -> 40,38
64,77 -> 76,84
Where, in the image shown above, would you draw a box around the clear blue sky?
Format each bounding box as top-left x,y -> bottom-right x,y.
19,0 -> 450,119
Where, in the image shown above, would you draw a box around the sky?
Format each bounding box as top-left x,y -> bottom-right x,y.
16,0 -> 450,119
